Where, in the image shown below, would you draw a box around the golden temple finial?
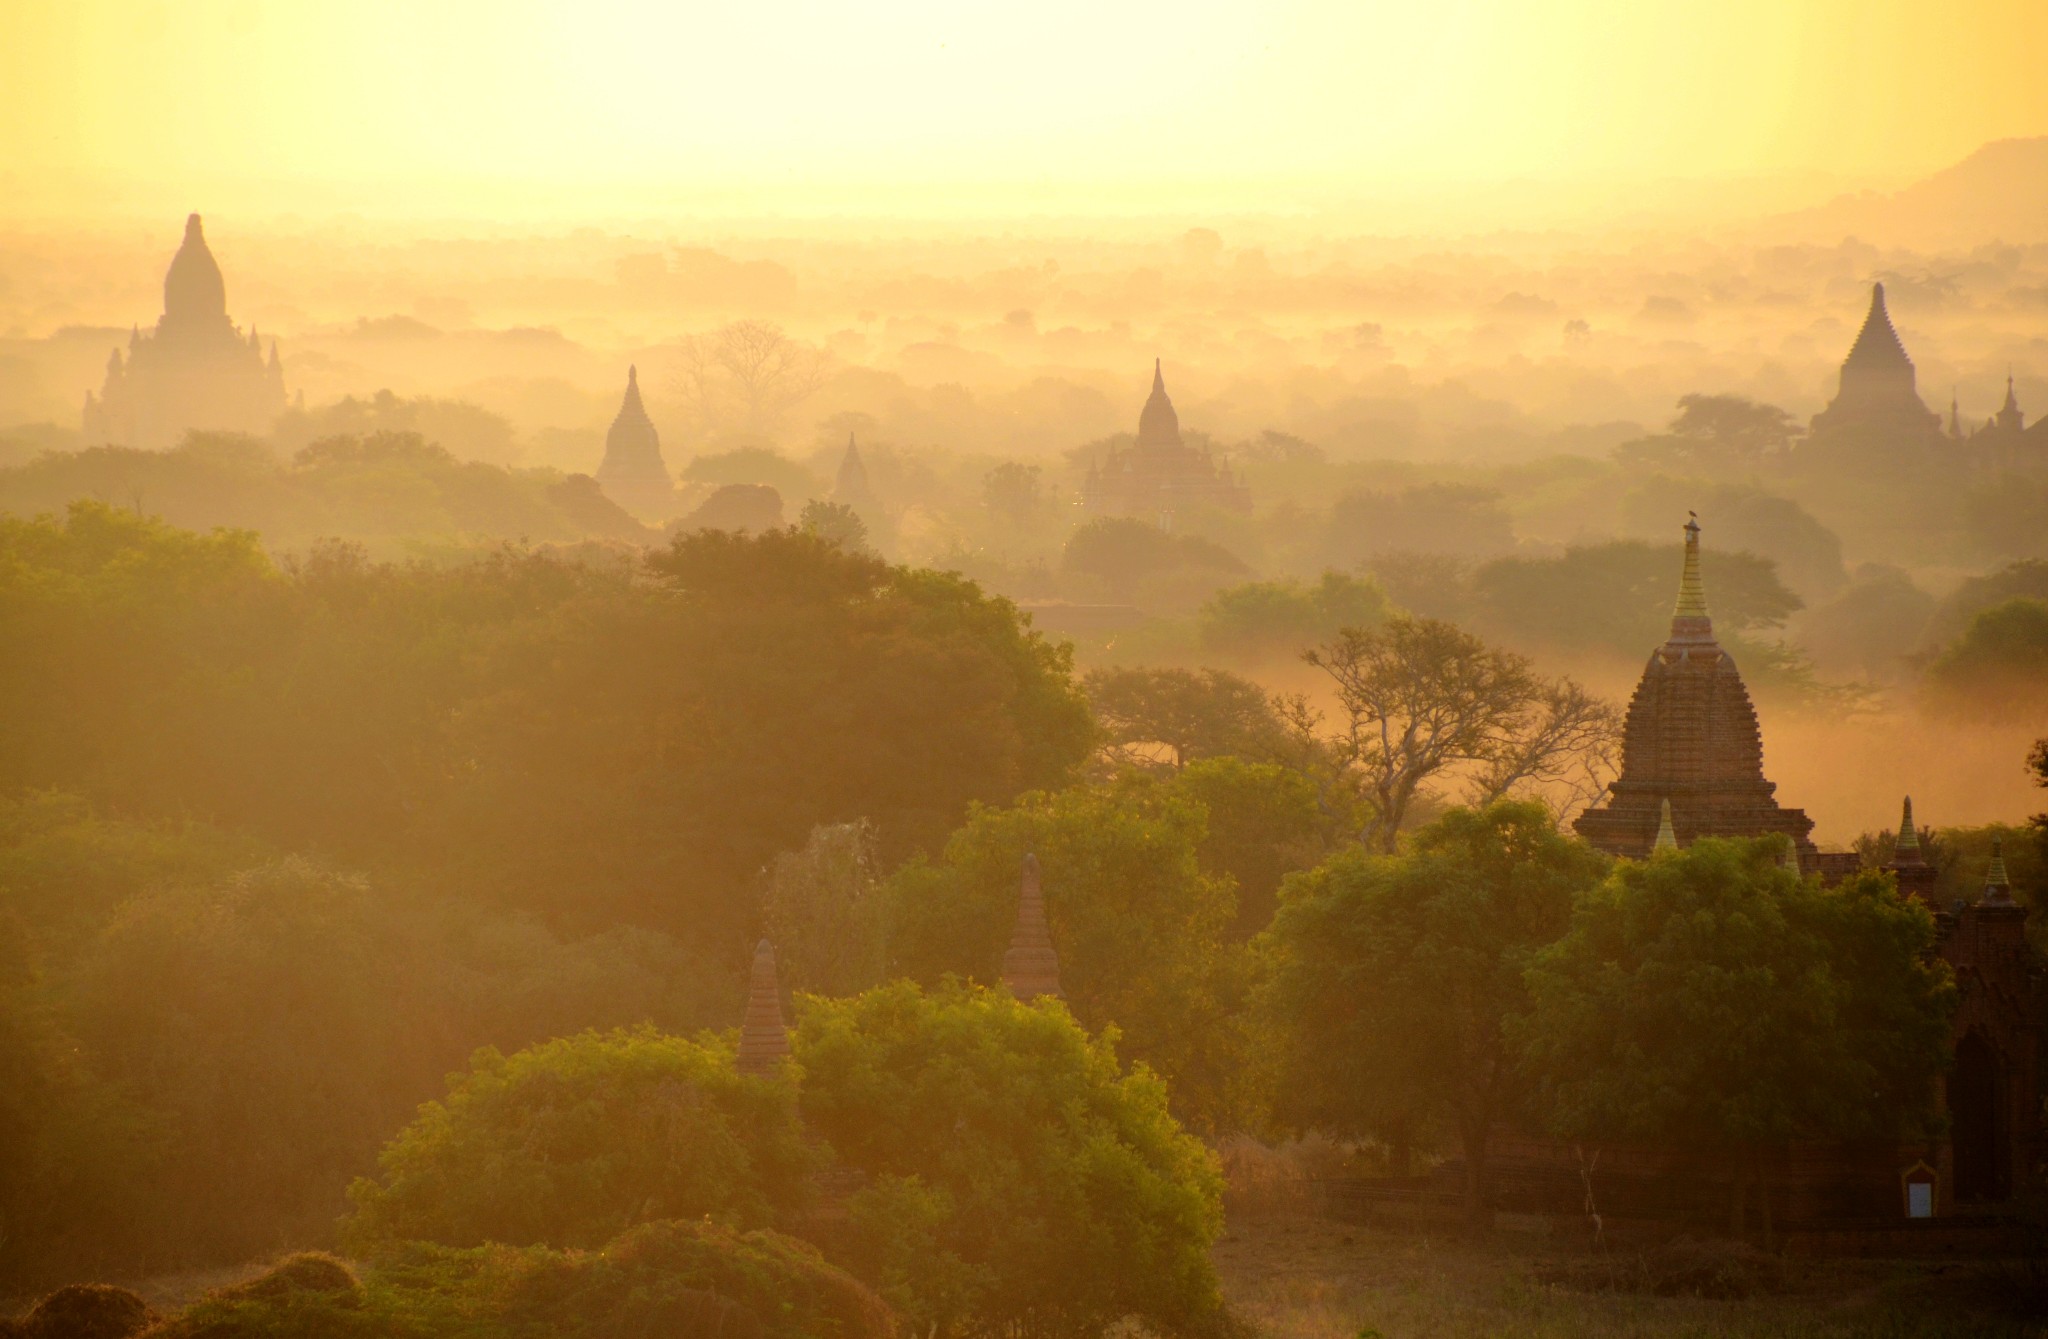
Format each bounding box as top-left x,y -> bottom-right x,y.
1667,514 -> 1714,644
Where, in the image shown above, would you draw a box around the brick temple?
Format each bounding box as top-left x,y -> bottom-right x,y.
1473,521 -> 2044,1238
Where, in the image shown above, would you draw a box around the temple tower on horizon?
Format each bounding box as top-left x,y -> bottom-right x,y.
594,365 -> 675,520
1808,282 -> 1941,439
84,214 -> 286,449
1572,517 -> 1826,871
1082,360 -> 1250,524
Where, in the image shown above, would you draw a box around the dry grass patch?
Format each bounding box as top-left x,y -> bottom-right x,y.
1214,1212 -> 2044,1339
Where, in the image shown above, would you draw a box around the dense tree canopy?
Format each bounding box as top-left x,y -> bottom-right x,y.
1259,802 -> 1609,1226
0,507 -> 1092,945
1517,837 -> 1955,1235
795,981 -> 1229,1339
882,781 -> 1257,1131
344,1028 -> 819,1253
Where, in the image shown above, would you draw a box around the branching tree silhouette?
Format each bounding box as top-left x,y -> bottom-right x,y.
1285,616 -> 1619,851
674,320 -> 828,436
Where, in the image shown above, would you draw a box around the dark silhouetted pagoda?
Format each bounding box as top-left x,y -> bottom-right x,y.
1082,360 -> 1250,523
1808,283 -> 1941,439
1573,516 -> 1827,872
84,214 -> 286,448
594,366 -> 675,520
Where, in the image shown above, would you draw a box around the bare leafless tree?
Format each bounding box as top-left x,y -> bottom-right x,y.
673,320 -> 828,436
1292,616 -> 1621,851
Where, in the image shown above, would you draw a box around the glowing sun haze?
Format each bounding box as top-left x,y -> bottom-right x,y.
5,0 -> 2046,221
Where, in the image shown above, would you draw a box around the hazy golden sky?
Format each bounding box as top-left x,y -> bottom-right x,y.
4,0 -> 2045,221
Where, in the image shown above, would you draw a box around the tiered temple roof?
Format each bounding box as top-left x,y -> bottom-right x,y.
84,214 -> 286,448
1082,361 -> 1250,522
1573,517 -> 1823,869
1808,283 -> 1941,439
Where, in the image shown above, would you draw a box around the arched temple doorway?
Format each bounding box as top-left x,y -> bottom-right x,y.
1949,1030 -> 2007,1204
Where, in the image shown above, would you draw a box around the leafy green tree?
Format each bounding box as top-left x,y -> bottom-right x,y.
344,1028 -> 819,1253
1060,517 -> 1248,604
982,461 -> 1046,526
1517,837 -> 1956,1236
1081,665 -> 1285,771
1197,570 -> 1394,662
882,784 -> 1255,1131
1471,540 -> 1801,654
1169,757 -> 1332,939
762,820 -> 887,997
798,498 -> 871,552
795,981 -> 1229,1339
1924,598 -> 2048,717
1258,802 -> 1608,1227
1325,485 -> 1514,564
444,528 -> 1091,939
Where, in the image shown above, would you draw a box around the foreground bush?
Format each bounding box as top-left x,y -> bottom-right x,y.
796,981 -> 1230,1338
126,1225 -> 889,1339
343,1028 -> 819,1252
2,1284 -> 156,1339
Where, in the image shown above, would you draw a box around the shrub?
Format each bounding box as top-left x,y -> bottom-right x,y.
367,1222 -> 892,1339
137,1254 -> 367,1339
343,1028 -> 819,1252
8,1285 -> 156,1339
795,980 -> 1229,1338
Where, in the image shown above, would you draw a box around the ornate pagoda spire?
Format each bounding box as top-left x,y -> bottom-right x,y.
1668,513 -> 1714,646
1844,283 -> 1911,371
1652,798 -> 1678,852
1983,836 -> 2015,906
1001,852 -> 1063,1001
736,939 -> 791,1077
1136,358 -> 1182,449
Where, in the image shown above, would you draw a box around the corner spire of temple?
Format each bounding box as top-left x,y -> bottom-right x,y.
1668,514 -> 1714,645
1001,852 -> 1063,1001
736,939 -> 791,1076
1895,796 -> 1923,861
1653,799 -> 1678,852
1983,836 -> 2015,906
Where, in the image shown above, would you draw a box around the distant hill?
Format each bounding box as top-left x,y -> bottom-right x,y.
1769,137 -> 2048,246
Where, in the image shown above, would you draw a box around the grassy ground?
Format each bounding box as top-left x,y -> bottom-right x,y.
1214,1211 -> 2048,1339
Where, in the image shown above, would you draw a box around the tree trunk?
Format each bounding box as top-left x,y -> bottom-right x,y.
1461,1119 -> 1494,1235
1726,1156 -> 1750,1239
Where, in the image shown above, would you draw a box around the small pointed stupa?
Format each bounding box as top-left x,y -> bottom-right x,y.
1886,796 -> 1939,903
1983,836 -> 2016,907
736,939 -> 791,1077
1574,516 -> 1820,864
594,365 -> 675,521
1652,799 -> 1678,851
1809,283 -> 1940,438
834,432 -> 874,506
1001,853 -> 1063,1001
